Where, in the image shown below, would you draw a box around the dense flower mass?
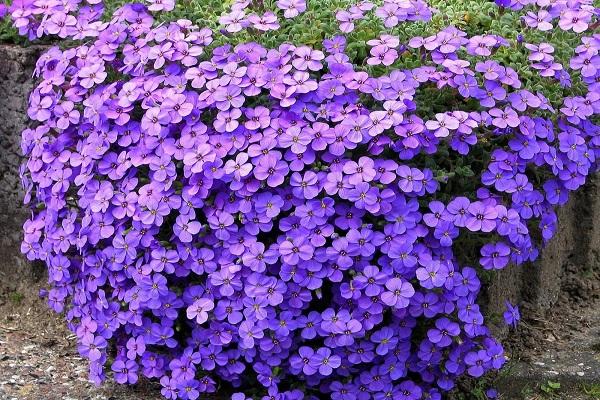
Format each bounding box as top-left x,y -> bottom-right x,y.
7,0 -> 600,398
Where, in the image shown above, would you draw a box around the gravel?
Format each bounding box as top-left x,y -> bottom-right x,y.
0,294 -> 163,400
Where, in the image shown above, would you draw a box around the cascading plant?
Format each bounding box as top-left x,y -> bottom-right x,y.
5,0 -> 600,398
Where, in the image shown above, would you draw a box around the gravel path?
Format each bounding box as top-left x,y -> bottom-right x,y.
0,293 -> 162,400
2,274 -> 599,400
494,286 -> 600,399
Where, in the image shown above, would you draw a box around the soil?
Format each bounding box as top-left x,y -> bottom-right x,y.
1,256 -> 599,400
0,283 -> 163,400
494,261 -> 600,400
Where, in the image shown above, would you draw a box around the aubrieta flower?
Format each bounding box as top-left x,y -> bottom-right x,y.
276,0 -> 306,19
10,0 -> 600,399
503,301 -> 520,328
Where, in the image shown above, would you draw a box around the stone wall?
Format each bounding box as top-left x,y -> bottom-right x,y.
0,44 -> 597,320
484,177 -> 599,336
0,45 -> 46,294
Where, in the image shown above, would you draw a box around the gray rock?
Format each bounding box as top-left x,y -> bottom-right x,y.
0,45 -> 47,293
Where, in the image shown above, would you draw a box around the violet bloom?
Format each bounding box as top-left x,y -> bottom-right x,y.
427,317 -> 460,347
371,327 -> 398,355
253,154 -> 289,187
238,321 -> 264,348
276,0 -> 306,19
78,335 -> 107,362
248,12 -> 280,31
309,347 -> 341,376
396,381 -> 422,400
467,35 -> 496,56
293,47 -> 324,71
224,153 -> 253,180
186,298 -> 214,325
336,10 -> 355,33
214,109 -> 242,133
559,10 -> 590,33
522,10 -> 553,31
397,166 -> 424,193
367,45 -> 398,66
174,215 -> 202,243
466,201 -> 498,232
54,101 -> 80,130
503,301 -> 520,328
279,237 -> 313,265
381,278 -> 415,309
416,261 -> 449,289
426,113 -> 460,138
213,85 -> 244,111
78,64 -> 107,88
126,336 -> 146,360
147,0 -> 175,11
290,171 -> 320,199
343,157 -> 376,184
46,12 -> 77,38
489,107 -> 520,129
112,359 -> 139,384
465,350 -> 490,377
480,241 -> 511,270
219,10 -> 247,33
290,346 -> 317,375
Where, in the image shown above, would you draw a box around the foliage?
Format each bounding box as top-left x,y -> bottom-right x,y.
5,0 -> 600,399
540,380 -> 561,397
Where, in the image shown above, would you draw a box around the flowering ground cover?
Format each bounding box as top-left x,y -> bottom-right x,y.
1,0 -> 599,399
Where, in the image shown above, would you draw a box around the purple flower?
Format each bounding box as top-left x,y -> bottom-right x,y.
293,47 -> 324,71
559,10 -> 590,33
381,278 -> 415,309
253,154 -> 289,187
427,318 -> 460,347
466,202 -> 498,232
279,237 -> 314,265
465,350 -> 491,377
219,10 -> 247,33
480,242 -> 511,270
147,0 -> 175,11
112,359 -> 139,384
186,298 -> 214,325
489,107 -> 520,129
309,347 -> 341,376
503,301 -> 520,328
78,335 -> 107,362
16,2 -> 600,398
276,0 -> 306,19
290,346 -> 317,375
416,261 -> 449,289
367,45 -> 398,66
426,113 -> 460,137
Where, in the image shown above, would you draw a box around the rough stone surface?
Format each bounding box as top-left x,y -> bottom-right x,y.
484,174 -> 600,338
0,45 -> 47,296
494,286 -> 600,399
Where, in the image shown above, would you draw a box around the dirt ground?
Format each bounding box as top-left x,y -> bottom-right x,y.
1,260 -> 599,400
492,260 -> 600,400
0,283 -> 163,400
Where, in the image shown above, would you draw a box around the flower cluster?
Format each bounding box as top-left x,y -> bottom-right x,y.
513,0 -> 596,34
9,0 -> 600,399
